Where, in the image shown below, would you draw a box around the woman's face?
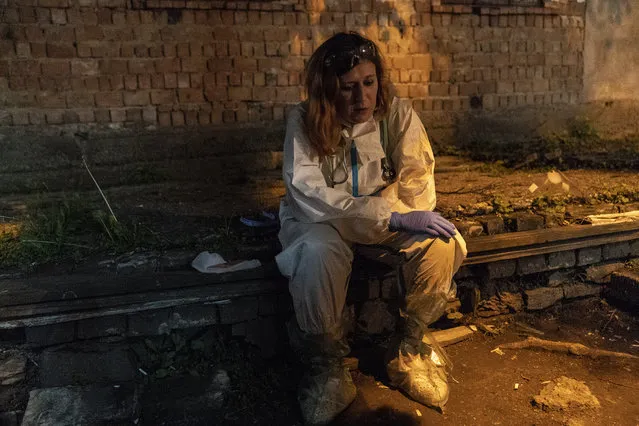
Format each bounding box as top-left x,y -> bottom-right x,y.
335,60 -> 378,125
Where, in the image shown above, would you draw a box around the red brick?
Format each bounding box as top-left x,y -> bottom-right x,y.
38,92 -> 66,108
71,60 -> 98,76
75,25 -> 104,41
110,108 -> 126,122
126,108 -> 142,122
128,59 -> 154,74
142,107 -> 156,122
39,0 -> 69,7
12,110 -> 30,125
10,60 -> 39,75
158,111 -> 171,126
134,45 -> 149,57
154,58 -> 180,73
164,73 -> 177,88
177,73 -> 189,88
95,109 -> 110,122
150,73 -> 164,89
41,61 -> 70,76
138,74 -> 151,89
171,110 -> 185,126
29,110 -> 45,124
233,57 -> 257,72
123,91 -> 149,106
99,59 -> 128,74
95,92 -> 123,107
124,74 -> 137,90
178,88 -> 204,103
77,109 -> 95,123
46,110 -> 64,124
51,8 -> 67,24
151,89 -> 174,104
181,57 -> 206,73
45,43 -> 74,58
66,92 -> 95,107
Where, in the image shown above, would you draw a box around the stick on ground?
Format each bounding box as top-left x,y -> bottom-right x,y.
498,336 -> 638,360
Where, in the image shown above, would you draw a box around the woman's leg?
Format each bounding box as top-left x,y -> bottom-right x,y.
276,219 -> 354,334
276,219 -> 356,425
381,233 -> 464,408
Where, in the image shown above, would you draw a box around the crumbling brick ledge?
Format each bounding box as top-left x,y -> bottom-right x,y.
1,221 -> 638,353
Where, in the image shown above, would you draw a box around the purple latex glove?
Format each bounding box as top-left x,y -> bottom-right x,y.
389,211 -> 457,238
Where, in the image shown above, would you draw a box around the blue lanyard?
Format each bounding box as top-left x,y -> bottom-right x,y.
350,142 -> 359,197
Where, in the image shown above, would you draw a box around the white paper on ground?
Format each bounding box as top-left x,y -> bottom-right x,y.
585,210 -> 639,225
191,251 -> 261,274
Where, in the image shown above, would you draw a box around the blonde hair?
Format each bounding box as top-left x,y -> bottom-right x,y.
303,32 -> 391,158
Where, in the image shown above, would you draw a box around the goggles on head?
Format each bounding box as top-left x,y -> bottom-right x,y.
324,41 -> 378,75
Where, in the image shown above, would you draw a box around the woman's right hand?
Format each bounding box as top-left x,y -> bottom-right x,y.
389,211 -> 457,238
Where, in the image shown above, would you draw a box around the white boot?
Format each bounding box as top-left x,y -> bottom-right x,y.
386,319 -> 450,409
288,320 -> 356,425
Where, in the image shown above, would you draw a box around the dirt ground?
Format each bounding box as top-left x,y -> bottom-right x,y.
3,156 -> 639,221
135,298 -> 639,426
335,298 -> 639,426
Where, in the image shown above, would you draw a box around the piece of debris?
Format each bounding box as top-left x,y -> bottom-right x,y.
491,348 -> 505,356
498,337 -> 638,359
469,325 -> 478,332
514,321 -> 545,336
514,383 -> 520,390
415,409 -> 422,417
424,326 -> 475,347
532,376 -> 600,411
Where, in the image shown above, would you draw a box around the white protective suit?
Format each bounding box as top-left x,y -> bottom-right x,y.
275,97 -> 467,336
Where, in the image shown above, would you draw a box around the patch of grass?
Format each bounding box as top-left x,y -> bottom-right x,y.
0,194 -> 160,269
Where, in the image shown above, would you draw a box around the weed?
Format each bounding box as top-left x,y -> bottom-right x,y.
491,197 -> 513,214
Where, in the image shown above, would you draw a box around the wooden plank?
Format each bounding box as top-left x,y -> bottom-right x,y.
466,221 -> 639,255
0,278 -> 286,329
464,227 -> 639,265
0,263 -> 281,307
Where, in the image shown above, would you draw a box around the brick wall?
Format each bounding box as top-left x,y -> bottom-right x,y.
0,0 -> 586,128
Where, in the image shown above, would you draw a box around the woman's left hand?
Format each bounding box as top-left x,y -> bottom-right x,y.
389,211 -> 457,238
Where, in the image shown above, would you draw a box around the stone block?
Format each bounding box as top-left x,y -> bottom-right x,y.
258,295 -> 278,316
0,353 -> 26,386
25,322 -> 75,347
76,315 -> 126,340
547,251 -> 576,270
562,283 -> 601,300
170,304 -> 218,329
608,271 -> 639,308
39,346 -> 136,387
159,250 -> 198,271
525,287 -> 563,310
547,270 -> 574,287
630,240 -> 639,256
456,220 -> 484,237
577,247 -> 602,266
515,213 -> 545,231
454,265 -> 476,280
116,252 -> 159,274
127,308 -> 172,336
602,242 -> 631,261
218,297 -> 258,324
585,262 -> 625,284
21,384 -> 138,426
486,260 -> 516,279
479,216 -> 505,235
517,255 -> 547,276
